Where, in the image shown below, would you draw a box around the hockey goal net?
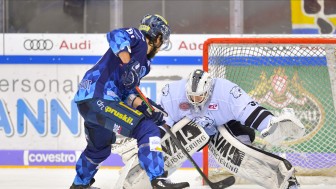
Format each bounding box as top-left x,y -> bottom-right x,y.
202,36 -> 336,183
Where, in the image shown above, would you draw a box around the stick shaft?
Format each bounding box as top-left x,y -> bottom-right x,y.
135,86 -> 154,112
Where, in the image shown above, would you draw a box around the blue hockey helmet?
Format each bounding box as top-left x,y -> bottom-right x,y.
139,14 -> 171,50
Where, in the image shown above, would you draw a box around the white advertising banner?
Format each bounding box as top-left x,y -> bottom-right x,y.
0,34 -> 3,55
2,33 -> 224,56
4,34 -> 107,55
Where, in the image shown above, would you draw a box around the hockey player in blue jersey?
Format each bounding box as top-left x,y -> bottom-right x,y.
70,14 -> 189,189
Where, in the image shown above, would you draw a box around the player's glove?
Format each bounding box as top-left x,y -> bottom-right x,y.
147,98 -> 168,117
136,100 -> 167,126
121,58 -> 141,90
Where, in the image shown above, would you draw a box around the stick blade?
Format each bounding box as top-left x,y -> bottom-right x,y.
211,176 -> 235,189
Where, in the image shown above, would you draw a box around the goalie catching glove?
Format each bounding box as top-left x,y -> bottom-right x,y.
260,108 -> 305,145
121,58 -> 141,90
136,98 -> 167,126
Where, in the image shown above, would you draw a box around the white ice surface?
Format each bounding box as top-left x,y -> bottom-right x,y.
0,168 -> 335,189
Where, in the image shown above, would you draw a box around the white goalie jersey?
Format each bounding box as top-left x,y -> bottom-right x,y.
160,78 -> 257,136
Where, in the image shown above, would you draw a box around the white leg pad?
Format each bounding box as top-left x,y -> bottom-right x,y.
111,134 -> 138,164
210,125 -> 297,189
115,117 -> 210,189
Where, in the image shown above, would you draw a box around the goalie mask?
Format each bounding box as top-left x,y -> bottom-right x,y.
186,69 -> 214,110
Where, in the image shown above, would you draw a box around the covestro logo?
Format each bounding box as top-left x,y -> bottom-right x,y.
24,150 -> 78,165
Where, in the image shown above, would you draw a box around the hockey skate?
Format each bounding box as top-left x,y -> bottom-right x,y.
151,172 -> 190,189
69,178 -> 99,189
260,108 -> 305,145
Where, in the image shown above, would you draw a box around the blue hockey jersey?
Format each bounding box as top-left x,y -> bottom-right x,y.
74,28 -> 150,102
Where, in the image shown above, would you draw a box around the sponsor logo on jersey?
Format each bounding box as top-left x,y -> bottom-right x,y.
113,123 -> 122,134
230,86 -> 242,98
105,106 -> 134,125
179,102 -> 190,110
208,103 -> 218,110
118,101 -> 142,116
97,100 -> 105,110
149,136 -> 162,152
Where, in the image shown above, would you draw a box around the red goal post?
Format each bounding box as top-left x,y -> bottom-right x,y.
202,36 -> 336,183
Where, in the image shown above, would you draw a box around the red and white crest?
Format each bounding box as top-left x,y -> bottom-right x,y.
272,75 -> 288,95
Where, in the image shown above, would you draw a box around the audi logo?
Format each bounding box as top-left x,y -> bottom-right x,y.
24,39 -> 53,50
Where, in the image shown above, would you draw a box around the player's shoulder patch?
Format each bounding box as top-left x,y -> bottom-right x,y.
162,84 -> 169,96
230,86 -> 243,98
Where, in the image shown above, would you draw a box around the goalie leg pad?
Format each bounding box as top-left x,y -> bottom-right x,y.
118,117 -> 210,189
210,125 -> 297,189
111,134 -> 138,164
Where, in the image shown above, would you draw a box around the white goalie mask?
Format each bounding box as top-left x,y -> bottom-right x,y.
186,69 -> 214,110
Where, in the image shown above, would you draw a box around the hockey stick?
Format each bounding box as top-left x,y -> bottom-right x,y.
135,86 -> 235,189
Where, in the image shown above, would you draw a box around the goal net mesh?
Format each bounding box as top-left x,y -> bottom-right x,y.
202,37 -> 336,181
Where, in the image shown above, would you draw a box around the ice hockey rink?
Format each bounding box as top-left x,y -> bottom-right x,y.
2,2 -> 336,189
0,167 -> 335,189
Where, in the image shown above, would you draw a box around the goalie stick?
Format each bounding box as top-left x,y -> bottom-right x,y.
135,86 -> 236,189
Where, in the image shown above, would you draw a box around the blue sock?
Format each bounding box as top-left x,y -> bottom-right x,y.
138,145 -> 164,181
73,153 -> 99,186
